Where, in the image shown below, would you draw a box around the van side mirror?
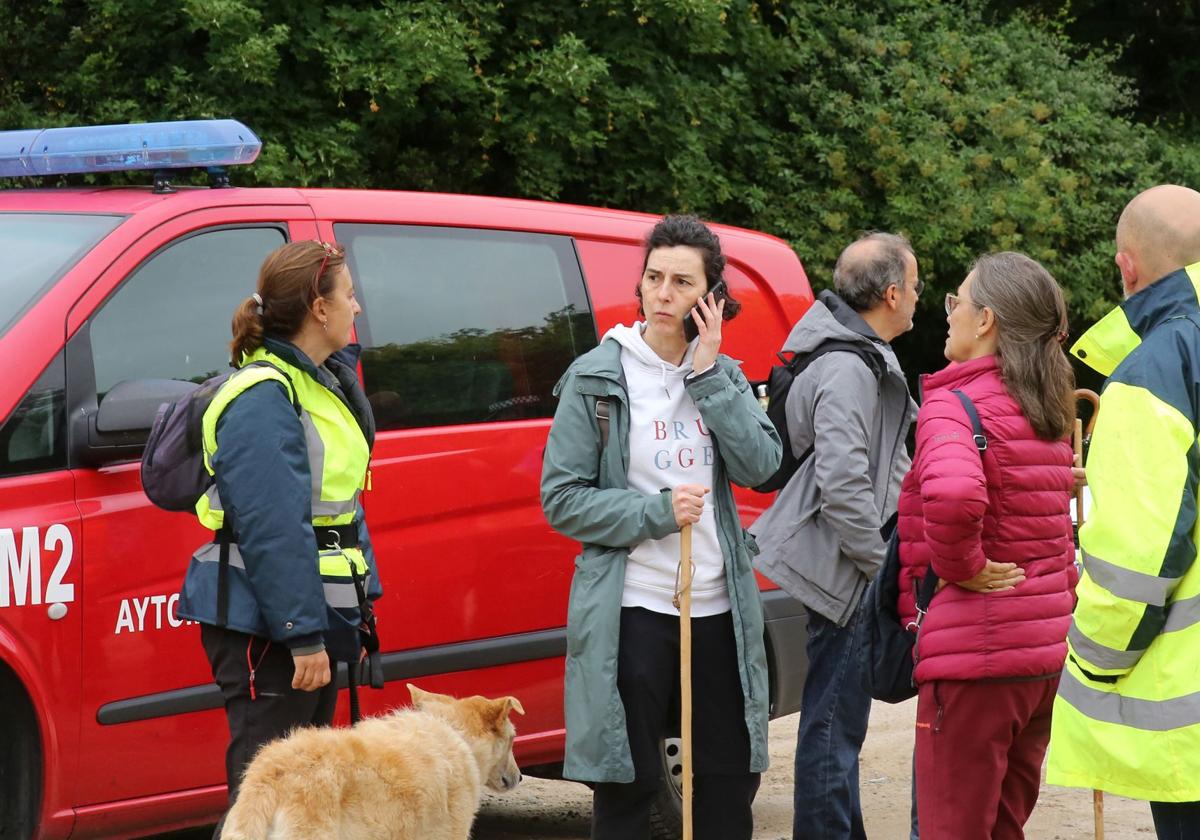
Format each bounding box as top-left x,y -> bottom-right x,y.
95,378 -> 196,433
77,378 -> 197,467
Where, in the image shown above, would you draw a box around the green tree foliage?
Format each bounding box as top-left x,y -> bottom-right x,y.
3,0 -> 1196,374
986,0 -> 1200,125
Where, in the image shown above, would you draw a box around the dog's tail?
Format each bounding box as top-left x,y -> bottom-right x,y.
218,778 -> 279,840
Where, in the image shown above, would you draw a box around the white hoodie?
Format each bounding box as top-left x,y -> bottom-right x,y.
607,323 -> 730,616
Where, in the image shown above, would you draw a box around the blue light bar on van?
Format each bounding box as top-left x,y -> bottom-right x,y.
0,119 -> 261,178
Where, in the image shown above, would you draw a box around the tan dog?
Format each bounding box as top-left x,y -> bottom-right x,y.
220,684 -> 524,840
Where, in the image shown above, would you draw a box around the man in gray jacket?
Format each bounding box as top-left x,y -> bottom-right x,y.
752,232 -> 919,840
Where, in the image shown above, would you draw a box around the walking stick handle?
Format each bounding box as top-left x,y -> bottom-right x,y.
678,523 -> 694,840
1074,418 -> 1085,524
1076,388 -> 1101,441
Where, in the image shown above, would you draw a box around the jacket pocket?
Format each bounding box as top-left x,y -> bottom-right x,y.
566,548 -> 624,658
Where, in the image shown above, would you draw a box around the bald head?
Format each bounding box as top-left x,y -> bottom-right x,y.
1116,185 -> 1200,296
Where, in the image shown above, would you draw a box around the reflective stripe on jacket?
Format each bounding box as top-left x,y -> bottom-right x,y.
1047,264 -> 1200,802
178,338 -> 379,654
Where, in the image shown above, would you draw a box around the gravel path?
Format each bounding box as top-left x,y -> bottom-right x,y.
157,699 -> 1156,839
473,700 -> 1157,839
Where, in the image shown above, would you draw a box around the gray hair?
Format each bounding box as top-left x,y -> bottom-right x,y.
832,232 -> 914,312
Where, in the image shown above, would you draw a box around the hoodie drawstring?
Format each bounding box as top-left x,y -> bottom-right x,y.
661,362 -> 670,398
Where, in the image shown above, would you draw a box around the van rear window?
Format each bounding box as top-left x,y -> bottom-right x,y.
338,224 -> 597,430
0,213 -> 123,339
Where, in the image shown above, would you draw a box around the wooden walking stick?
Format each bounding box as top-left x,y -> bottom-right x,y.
1074,388 -> 1103,840
674,523 -> 694,840
1076,388 -> 1100,449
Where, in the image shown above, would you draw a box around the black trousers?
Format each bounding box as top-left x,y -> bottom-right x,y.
201,624 -> 337,838
1151,800 -> 1200,840
591,607 -> 761,840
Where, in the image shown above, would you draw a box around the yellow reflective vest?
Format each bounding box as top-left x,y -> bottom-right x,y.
1047,264 -> 1200,802
185,343 -> 373,657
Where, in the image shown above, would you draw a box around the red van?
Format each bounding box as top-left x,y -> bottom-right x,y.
0,121 -> 813,839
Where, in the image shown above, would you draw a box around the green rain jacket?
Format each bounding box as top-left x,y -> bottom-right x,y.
540,337 -> 782,782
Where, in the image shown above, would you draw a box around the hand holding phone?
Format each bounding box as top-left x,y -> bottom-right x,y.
684,279 -> 727,342
687,281 -> 728,375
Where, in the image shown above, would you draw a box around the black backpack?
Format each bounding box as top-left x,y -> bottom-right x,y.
140,361 -> 298,512
752,339 -> 884,493
858,388 -> 987,703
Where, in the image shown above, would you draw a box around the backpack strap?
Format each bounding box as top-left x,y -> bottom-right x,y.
915,389 -> 989,614
212,360 -> 301,628
787,340 -> 884,467
216,525 -> 233,627
595,398 -> 610,450
242,359 -> 301,415
779,338 -> 885,381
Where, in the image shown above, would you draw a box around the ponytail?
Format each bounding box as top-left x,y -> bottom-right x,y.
230,295 -> 265,366
970,252 -> 1076,441
1038,331 -> 1076,440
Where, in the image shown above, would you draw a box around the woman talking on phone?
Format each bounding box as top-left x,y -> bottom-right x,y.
541,215 -> 782,840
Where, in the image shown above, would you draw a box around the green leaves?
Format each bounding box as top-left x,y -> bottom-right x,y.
3,0 -> 1197,376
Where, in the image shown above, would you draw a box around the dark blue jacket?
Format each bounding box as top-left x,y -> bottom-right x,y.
177,338 -> 381,652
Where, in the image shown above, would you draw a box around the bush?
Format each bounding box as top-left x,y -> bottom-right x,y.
5,0 -> 1199,374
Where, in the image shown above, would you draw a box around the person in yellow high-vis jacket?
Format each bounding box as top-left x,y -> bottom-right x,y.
177,240 -> 380,839
1047,185 -> 1200,837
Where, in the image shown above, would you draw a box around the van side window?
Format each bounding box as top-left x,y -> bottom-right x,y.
0,353 -> 66,478
88,227 -> 286,398
337,224 -> 597,430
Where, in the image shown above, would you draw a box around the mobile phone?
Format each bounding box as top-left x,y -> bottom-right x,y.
684,279 -> 728,341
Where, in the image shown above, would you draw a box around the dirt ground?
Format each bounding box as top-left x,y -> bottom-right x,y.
468,699 -> 1156,839
161,698 -> 1156,839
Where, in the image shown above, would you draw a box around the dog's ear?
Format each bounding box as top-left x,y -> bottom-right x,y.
482,696 -> 524,731
483,700 -> 510,731
409,684 -> 455,709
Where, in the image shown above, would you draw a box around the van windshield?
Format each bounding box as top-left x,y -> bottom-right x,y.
1,212 -> 123,339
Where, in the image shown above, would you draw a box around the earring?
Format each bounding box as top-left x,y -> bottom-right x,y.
322,320 -> 329,332
975,333 -> 980,339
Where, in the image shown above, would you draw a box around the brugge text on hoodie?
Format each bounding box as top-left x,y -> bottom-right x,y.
607,323 -> 730,616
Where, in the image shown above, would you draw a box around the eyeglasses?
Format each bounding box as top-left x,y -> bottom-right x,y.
312,241 -> 343,298
945,292 -> 983,315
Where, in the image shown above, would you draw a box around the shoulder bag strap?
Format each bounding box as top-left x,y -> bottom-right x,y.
595,398 -> 610,450
915,389 -> 989,613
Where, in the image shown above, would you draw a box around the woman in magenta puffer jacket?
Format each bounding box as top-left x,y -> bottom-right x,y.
898,251 -> 1078,839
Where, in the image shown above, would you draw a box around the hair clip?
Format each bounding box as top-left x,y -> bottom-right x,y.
251,292 -> 264,315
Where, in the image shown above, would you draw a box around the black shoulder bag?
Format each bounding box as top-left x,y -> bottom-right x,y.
858,389 -> 987,703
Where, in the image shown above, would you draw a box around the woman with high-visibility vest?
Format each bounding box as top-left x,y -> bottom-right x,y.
177,240 -> 380,836
896,251 -> 1078,838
